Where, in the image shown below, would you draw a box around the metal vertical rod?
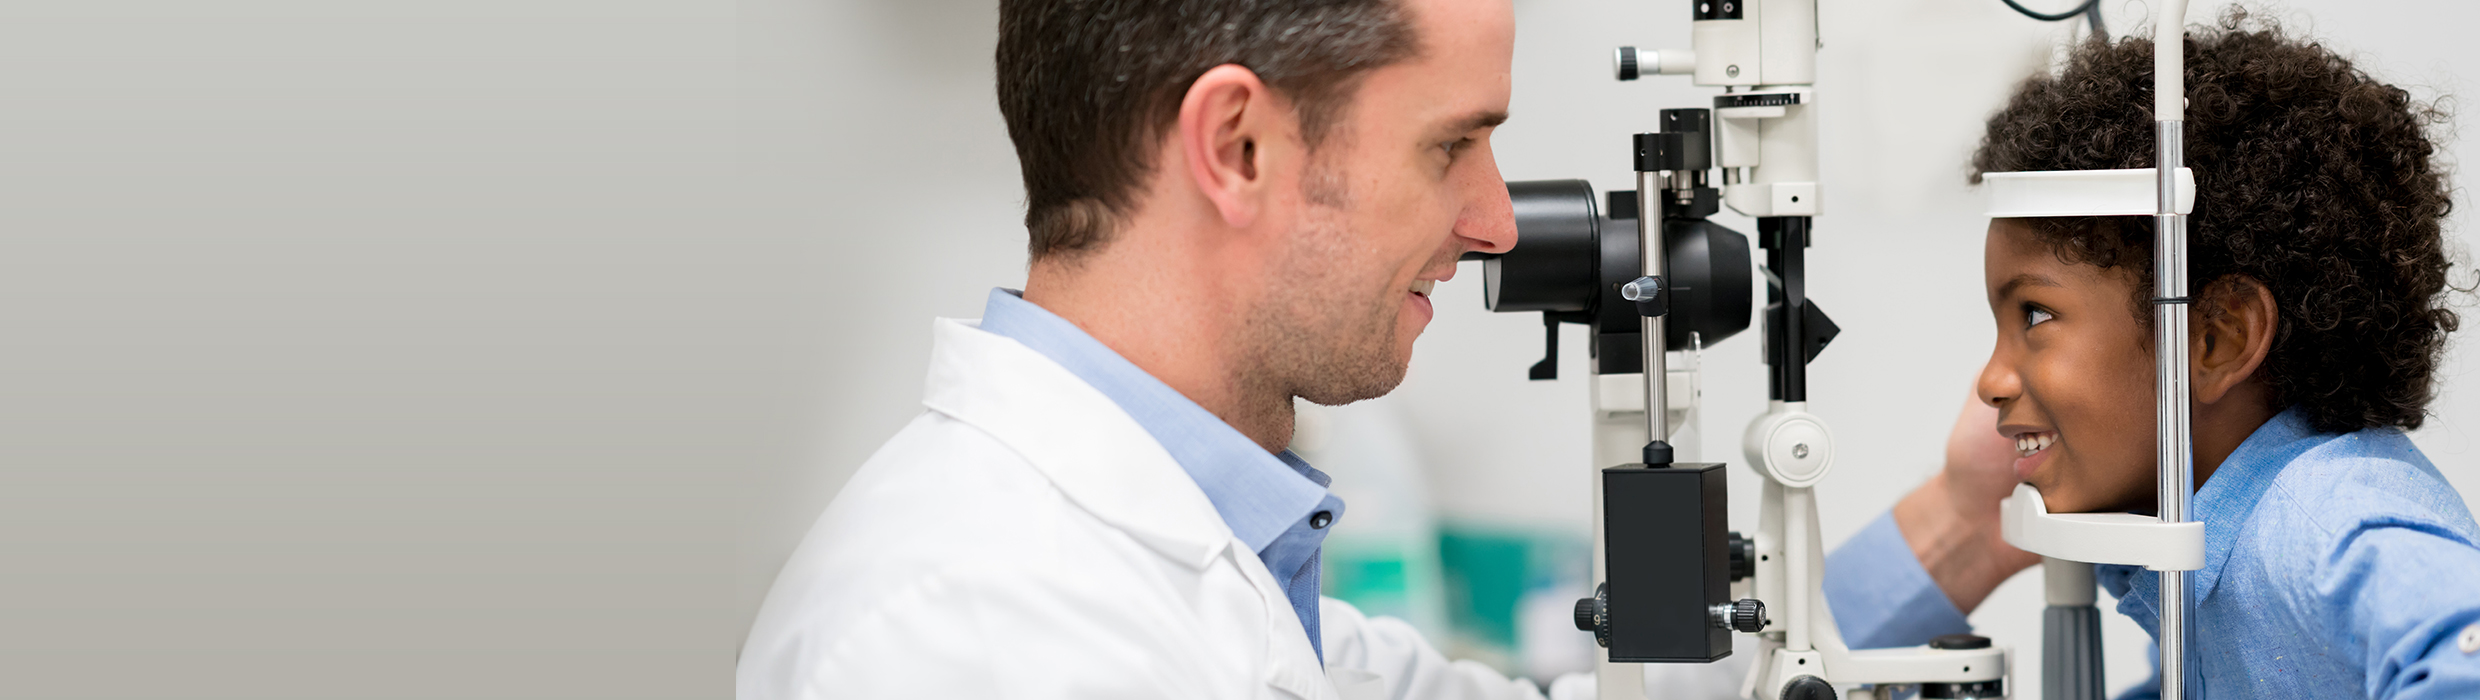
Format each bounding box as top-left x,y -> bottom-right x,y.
1637,173 -> 1670,459
1784,486 -> 1814,652
2151,0 -> 2193,693
2154,118 -> 2194,700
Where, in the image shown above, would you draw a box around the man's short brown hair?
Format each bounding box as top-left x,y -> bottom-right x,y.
996,0 -> 1419,261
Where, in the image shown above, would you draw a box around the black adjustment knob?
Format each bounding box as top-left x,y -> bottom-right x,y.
1781,675 -> 1837,700
1728,531 -> 1755,582
1729,599 -> 1767,633
1614,46 -> 1641,81
1929,633 -> 1992,650
1711,598 -> 1767,632
1574,583 -> 1610,647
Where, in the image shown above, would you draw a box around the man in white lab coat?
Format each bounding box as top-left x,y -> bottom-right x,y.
737,0 -> 2037,698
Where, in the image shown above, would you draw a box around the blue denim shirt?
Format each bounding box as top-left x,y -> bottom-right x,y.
979,289 -> 1347,662
2097,407 -> 2480,699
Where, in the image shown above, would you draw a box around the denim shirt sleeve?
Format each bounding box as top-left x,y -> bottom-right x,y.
2315,522 -> 2480,699
2104,522 -> 2480,700
1824,510 -> 1973,648
2252,435 -> 2480,700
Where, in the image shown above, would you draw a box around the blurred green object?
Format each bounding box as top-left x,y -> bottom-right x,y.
1323,523 -> 1590,675
1294,402 -> 1592,678
1439,528 -> 1532,649
1327,546 -> 1410,603
1324,537 -> 1439,635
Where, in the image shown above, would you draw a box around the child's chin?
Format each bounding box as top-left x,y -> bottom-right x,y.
2030,475 -> 2102,514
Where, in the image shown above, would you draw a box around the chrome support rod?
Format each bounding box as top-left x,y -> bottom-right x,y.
2154,119 -> 2195,700
1637,172 -> 1670,454
2151,1 -> 2193,694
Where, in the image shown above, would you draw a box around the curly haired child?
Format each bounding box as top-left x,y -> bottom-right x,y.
1968,9 -> 2479,699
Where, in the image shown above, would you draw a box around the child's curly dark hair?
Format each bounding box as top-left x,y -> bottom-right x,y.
1969,8 -> 2457,434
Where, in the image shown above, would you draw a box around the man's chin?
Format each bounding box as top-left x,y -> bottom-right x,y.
1295,358 -> 1408,407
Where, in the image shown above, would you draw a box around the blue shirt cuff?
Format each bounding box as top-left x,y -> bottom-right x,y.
1825,511 -> 1973,648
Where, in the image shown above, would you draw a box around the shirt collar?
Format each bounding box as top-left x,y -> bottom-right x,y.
2188,405 -> 2326,597
2099,405 -> 2324,617
978,288 -> 1331,552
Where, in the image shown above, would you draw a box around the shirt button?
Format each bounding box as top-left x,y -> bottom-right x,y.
2460,622 -> 2480,655
1310,511 -> 1333,529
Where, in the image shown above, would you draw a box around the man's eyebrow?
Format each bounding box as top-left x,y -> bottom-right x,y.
1440,110 -> 1509,137
1996,273 -> 2061,300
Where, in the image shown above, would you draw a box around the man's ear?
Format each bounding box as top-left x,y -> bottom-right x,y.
2192,276 -> 2279,405
1177,64 -> 1282,230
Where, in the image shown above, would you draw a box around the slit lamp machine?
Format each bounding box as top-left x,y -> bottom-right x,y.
1463,1 -> 2208,698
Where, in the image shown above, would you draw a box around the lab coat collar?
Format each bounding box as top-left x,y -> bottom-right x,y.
919,317 -> 1236,570
977,288 -> 1335,555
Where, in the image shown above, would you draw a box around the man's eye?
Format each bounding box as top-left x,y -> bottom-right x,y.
2026,307 -> 2055,328
1441,138 -> 1467,157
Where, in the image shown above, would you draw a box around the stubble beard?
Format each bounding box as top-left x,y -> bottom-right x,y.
1244,160 -> 1410,410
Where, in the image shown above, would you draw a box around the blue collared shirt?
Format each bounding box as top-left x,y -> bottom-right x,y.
2096,407 -> 2480,700
979,288 -> 1347,661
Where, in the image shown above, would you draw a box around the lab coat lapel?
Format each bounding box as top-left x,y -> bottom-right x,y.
923,318 -> 1338,699
1239,538 -> 1339,700
921,317 -> 1233,569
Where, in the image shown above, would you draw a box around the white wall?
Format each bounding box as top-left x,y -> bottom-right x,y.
0,1 -> 756,696
781,0 -> 2480,694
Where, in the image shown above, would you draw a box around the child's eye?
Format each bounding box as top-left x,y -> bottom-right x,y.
2026,307 -> 2055,328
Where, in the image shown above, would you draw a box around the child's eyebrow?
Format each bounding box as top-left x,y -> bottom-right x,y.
1997,274 -> 2062,299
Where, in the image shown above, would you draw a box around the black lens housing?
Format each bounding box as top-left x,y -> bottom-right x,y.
1479,179 -> 1751,374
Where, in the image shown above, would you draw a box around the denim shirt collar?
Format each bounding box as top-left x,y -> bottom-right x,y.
975,288 -> 1335,552
2099,406 -> 2324,621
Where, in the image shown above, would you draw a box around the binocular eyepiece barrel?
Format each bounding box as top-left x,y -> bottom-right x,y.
1467,179 -> 1751,371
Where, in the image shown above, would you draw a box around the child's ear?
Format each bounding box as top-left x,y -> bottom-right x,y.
2193,276 -> 2279,405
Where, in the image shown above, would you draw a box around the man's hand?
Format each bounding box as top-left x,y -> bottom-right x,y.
1891,393 -> 2042,614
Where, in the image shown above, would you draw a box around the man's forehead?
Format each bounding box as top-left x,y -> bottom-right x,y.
1407,0 -> 1516,47
1361,0 -> 1512,125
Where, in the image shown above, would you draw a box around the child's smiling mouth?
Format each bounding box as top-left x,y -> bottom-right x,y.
2015,431 -> 2055,457
2013,430 -> 2057,481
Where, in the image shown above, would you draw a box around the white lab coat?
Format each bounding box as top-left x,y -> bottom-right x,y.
738,318 -> 1567,700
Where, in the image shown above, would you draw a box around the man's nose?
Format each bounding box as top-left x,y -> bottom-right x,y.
1455,146 -> 1517,255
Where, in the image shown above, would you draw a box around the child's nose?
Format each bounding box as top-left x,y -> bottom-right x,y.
1976,357 -> 2021,408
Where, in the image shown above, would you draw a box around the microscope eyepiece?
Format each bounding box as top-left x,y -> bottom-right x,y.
1484,179 -> 1752,379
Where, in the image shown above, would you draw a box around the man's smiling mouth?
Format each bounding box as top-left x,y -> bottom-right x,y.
1410,280 -> 1435,297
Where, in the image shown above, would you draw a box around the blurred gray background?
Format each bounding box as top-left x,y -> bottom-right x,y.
0,0 -> 2472,697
